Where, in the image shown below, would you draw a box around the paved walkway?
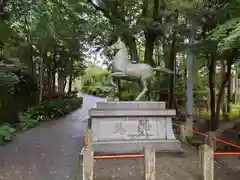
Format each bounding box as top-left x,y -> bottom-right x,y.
0,94 -> 106,180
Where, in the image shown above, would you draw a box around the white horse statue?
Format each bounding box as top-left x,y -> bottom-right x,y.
106,37 -> 174,100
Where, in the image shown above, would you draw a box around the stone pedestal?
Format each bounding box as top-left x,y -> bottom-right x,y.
89,101 -> 182,154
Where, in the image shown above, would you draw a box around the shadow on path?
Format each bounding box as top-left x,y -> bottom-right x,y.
0,94 -> 106,180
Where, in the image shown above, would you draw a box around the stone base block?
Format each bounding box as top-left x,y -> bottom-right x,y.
92,139 -> 182,155
97,101 -> 166,110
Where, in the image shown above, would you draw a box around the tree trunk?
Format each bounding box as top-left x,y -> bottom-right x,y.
158,44 -> 170,103
29,46 -> 35,76
144,32 -> 157,100
220,59 -> 227,120
39,61 -> 43,103
52,69 -> 56,94
58,72 -> 66,93
227,70 -> 232,116
47,67 -> 52,97
52,47 -> 57,94
144,32 -> 156,66
121,33 -> 139,62
38,44 -> 47,103
68,59 -> 73,93
215,56 -> 233,130
68,76 -> 72,93
208,54 -> 216,131
167,32 -> 177,109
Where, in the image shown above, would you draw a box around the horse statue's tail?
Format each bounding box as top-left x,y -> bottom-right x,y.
152,66 -> 174,81
153,66 -> 174,74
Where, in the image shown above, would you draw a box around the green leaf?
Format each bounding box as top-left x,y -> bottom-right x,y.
0,22 -> 12,43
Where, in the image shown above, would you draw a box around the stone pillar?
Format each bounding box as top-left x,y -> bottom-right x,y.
144,147 -> 155,180
199,144 -> 214,180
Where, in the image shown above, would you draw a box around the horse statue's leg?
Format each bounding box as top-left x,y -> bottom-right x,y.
135,79 -> 148,101
108,71 -> 126,95
109,75 -> 118,90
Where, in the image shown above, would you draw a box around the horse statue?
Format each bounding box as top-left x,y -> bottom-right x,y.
106,37 -> 174,101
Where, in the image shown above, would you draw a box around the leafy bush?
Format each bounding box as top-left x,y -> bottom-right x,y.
20,96 -> 83,130
118,92 -> 135,101
227,109 -> 240,120
19,112 -> 39,130
82,85 -> 111,97
43,91 -> 78,100
0,123 -> 16,144
81,65 -> 111,97
198,107 -> 240,120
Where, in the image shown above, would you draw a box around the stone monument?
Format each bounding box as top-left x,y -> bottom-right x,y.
89,101 -> 182,154
83,37 -> 182,154
87,0 -> 181,155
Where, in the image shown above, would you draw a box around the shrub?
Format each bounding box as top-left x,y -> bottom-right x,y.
43,91 -> 78,100
20,96 -> 82,130
227,109 -> 240,120
118,92 -> 135,101
19,112 -> 39,130
197,107 -> 240,120
0,123 -> 16,144
82,85 -> 112,97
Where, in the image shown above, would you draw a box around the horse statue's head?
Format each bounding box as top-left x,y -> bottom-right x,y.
110,37 -> 126,50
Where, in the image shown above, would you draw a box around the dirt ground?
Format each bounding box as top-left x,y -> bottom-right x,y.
92,145 -> 240,180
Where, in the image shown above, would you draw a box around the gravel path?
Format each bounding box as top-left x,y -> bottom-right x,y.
0,94 -> 106,180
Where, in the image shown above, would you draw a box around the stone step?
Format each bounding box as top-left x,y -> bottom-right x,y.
96,101 -> 166,110
89,109 -> 176,117
92,139 -> 182,155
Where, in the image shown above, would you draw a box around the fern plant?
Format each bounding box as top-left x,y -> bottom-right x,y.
19,112 -> 39,131
0,123 -> 16,144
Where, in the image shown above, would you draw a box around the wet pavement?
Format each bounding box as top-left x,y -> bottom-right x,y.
0,94 -> 106,180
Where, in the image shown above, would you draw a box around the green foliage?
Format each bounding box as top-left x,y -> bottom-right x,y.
118,92 -> 135,101
208,17 -> 240,52
20,96 -> 82,130
19,112 -> 39,130
83,65 -> 109,83
81,65 -> 111,97
0,22 -> 13,43
198,105 -> 240,120
0,0 -> 88,130
82,85 -> 111,97
0,68 -> 37,125
0,59 -> 25,89
1,0 -> 240,135
0,124 -> 16,144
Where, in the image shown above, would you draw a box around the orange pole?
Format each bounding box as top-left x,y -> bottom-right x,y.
84,129 -> 92,148
87,135 -> 91,148
94,154 -> 144,159
214,152 -> 240,156
213,138 -> 240,149
84,133 -> 88,146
